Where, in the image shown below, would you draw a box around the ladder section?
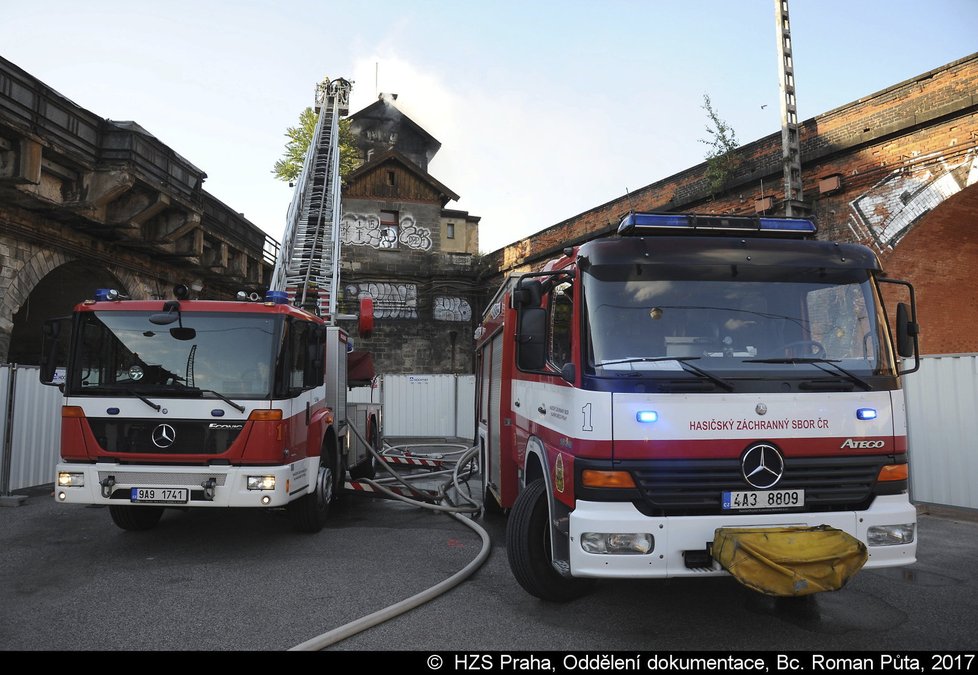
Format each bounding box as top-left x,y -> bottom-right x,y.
271,77 -> 352,320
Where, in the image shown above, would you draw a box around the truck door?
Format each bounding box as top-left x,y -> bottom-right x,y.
478,332 -> 503,506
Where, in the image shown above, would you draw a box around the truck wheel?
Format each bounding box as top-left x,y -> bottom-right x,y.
288,453 -> 336,533
506,478 -> 594,602
109,505 -> 164,531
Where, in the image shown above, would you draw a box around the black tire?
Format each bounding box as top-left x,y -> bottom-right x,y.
109,505 -> 164,531
505,478 -> 594,602
348,418 -> 378,481
287,452 -> 336,533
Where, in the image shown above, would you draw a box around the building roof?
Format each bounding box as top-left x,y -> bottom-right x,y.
345,148 -> 460,206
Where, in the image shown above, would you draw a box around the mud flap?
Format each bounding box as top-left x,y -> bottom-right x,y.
712,525 -> 868,597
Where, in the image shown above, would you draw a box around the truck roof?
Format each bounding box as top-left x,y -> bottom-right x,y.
580,235 -> 881,271
74,297 -> 322,321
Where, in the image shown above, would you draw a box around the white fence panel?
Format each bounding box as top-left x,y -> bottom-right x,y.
904,354 -> 978,510
1,365 -> 62,493
455,375 -> 477,444
379,374 -> 475,438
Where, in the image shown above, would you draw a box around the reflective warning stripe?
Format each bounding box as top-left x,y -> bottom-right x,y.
344,480 -> 437,500
379,456 -> 450,468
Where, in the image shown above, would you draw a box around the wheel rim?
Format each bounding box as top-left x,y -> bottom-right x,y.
319,464 -> 334,511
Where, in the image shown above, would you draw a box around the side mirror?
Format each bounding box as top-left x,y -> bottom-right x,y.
896,302 -> 919,358
169,327 -> 197,341
879,277 -> 920,376
39,318 -> 68,385
512,280 -> 542,309
516,307 -> 546,371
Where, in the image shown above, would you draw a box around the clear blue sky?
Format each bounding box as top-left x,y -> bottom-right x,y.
4,0 -> 977,253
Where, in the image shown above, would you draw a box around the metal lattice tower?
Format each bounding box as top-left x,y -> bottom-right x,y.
774,0 -> 806,216
270,77 -> 352,321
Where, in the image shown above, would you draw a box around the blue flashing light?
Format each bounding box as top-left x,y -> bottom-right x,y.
856,408 -> 878,421
95,288 -> 119,301
636,410 -> 659,423
618,212 -> 816,237
758,217 -> 817,233
265,290 -> 289,304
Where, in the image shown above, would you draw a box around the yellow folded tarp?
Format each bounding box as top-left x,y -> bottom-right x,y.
712,525 -> 868,597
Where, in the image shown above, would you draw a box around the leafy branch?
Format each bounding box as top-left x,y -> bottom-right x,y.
698,94 -> 739,195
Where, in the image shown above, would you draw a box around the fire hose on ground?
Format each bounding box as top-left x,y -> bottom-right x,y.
289,426 -> 491,651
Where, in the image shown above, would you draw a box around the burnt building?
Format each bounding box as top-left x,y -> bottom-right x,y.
337,93 -> 483,375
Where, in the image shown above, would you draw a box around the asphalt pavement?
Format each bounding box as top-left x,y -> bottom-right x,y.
1,471 -> 977,653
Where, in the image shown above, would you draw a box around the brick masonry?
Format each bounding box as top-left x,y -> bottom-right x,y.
482,53 -> 978,355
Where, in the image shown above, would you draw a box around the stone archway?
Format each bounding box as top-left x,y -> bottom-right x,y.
5,259 -> 127,365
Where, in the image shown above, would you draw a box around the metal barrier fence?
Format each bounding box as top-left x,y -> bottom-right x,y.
349,374 -> 476,440
1,365 -> 62,494
3,359 -> 975,513
903,354 -> 978,511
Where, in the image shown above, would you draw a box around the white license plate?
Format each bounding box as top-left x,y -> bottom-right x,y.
130,487 -> 189,504
722,489 -> 804,510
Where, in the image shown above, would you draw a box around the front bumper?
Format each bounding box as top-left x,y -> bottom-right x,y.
54,459 -> 318,508
567,494 -> 916,578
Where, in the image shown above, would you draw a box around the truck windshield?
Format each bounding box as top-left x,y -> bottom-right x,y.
582,263 -> 896,380
67,311 -> 279,399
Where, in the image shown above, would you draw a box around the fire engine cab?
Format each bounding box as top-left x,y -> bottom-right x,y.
475,212 -> 920,600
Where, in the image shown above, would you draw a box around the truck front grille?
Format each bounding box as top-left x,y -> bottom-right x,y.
628,455 -> 892,516
87,419 -> 245,456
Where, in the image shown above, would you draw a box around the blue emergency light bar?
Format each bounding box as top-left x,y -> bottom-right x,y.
618,212 -> 817,237
265,290 -> 290,304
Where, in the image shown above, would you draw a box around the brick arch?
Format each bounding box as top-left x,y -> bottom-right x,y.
0,248 -> 74,324
879,181 -> 978,354
0,252 -> 147,363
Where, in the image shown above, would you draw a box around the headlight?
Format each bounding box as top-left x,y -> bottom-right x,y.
867,524 -> 915,546
247,475 -> 276,491
57,472 -> 84,487
581,532 -> 654,554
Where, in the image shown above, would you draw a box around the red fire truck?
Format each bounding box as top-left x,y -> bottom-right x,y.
475,212 -> 919,600
40,287 -> 380,533
39,76 -> 381,533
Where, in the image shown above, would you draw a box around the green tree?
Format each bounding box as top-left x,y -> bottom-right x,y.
698,94 -> 739,195
272,108 -> 361,183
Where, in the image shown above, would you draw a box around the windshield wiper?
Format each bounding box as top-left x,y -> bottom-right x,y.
79,385 -> 161,412
191,388 -> 246,413
596,356 -> 734,391
743,357 -> 872,391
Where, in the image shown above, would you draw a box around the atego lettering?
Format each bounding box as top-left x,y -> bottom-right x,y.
841,438 -> 886,449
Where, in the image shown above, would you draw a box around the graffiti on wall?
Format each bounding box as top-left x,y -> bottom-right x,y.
345,282 -> 418,319
433,296 -> 472,322
341,212 -> 433,251
848,150 -> 977,250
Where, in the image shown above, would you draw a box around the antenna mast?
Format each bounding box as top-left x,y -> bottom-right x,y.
774,0 -> 806,216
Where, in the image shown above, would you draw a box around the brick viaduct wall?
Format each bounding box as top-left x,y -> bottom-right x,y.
0,55 -> 275,363
482,53 -> 978,355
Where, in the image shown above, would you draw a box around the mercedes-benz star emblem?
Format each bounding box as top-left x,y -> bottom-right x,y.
741,443 -> 784,489
152,423 -> 176,449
